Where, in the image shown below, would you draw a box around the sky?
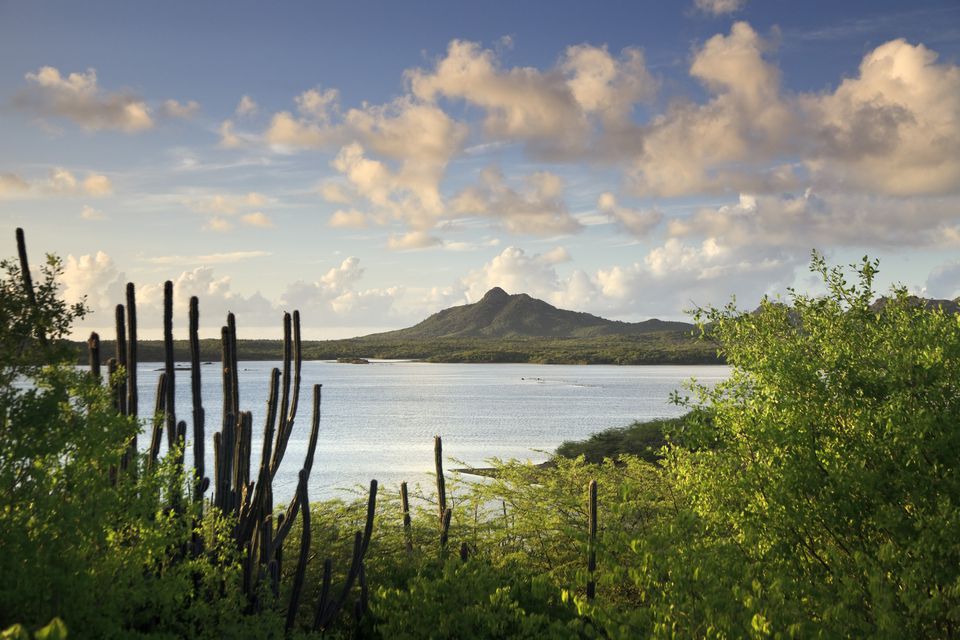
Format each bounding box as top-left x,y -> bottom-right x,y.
1,0 -> 959,339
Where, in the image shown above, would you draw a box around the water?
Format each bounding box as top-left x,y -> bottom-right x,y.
134,361 -> 729,500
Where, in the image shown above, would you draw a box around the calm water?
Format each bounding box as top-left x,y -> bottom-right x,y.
134,361 -> 728,499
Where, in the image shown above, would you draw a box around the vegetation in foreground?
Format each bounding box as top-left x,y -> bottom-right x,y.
4,238 -> 960,638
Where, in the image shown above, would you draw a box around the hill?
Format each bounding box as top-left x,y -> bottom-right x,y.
71,289 -> 717,365
367,287 -> 693,339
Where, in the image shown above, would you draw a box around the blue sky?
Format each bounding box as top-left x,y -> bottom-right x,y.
1,0 -> 958,338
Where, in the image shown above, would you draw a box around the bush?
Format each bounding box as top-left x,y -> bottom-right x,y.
606,253 -> 960,637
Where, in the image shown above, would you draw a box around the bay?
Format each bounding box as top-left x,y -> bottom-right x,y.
135,361 -> 729,500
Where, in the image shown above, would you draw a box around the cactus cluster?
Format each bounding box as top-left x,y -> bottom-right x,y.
14,227 -> 604,634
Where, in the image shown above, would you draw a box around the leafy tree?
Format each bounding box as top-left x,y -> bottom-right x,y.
606,253 -> 960,637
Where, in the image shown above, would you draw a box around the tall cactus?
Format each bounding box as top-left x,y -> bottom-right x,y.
14,228 -> 44,344
87,332 -> 101,382
125,283 -> 138,417
587,479 -> 597,600
189,296 -> 204,502
124,284 -> 138,477
163,281 -> 176,449
400,481 -> 412,554
434,435 -> 447,524
114,304 -> 127,416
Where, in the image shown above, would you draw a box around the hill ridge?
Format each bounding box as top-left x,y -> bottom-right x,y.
367,287 -> 693,340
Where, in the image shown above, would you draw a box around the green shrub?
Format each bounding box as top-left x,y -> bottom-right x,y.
603,253 -> 960,638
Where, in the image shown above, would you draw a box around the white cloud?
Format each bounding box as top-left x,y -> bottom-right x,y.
409,39 -> 655,157
0,168 -> 112,198
926,261 -> 960,300
61,251 -> 125,311
80,205 -> 106,221
160,99 -> 200,119
17,66 -> 153,132
628,22 -> 794,196
144,251 -> 271,266
802,39 -> 960,196
668,190 -> 960,249
204,216 -> 233,232
235,95 -> 258,117
189,191 -> 266,215
281,257 -> 400,325
218,120 -> 243,148
597,192 -> 662,238
0,173 -> 30,197
296,87 -> 339,121
329,209 -> 368,229
318,181 -> 354,204
387,231 -> 443,251
241,211 -> 274,228
694,0 -> 746,15
451,166 -> 581,235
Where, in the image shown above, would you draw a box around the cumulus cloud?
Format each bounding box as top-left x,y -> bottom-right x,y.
460,246 -> 566,302
61,251 -> 126,311
668,190 -> 960,249
456,240 -> 797,322
0,169 -> 112,198
16,66 -> 154,132
451,166 -> 581,235
597,192 -> 662,237
160,99 -> 200,119
235,95 -> 258,117
629,22 -> 794,196
189,192 -> 266,215
318,181 -> 354,204
329,209 -> 368,229
280,257 -> 399,326
218,120 -> 244,148
241,211 -> 274,228
694,0 -> 746,15
409,39 -> 655,157
801,39 -> 960,196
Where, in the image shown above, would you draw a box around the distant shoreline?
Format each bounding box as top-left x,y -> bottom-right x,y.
71,334 -> 723,366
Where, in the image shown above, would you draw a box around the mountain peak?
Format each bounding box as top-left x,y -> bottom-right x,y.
368,288 -> 694,340
480,287 -> 510,303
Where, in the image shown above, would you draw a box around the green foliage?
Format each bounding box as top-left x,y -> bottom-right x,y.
0,248 -> 283,639
71,332 -> 721,365
2,618 -> 67,640
371,559 -> 588,639
555,414 -> 705,463
613,253 -> 960,637
9,244 -> 959,639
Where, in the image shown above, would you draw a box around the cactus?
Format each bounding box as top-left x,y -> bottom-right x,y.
87,332 -> 101,382
189,296 -> 204,502
440,507 -> 452,550
149,373 -> 166,466
285,470 -> 311,632
587,479 -> 597,600
114,304 -> 127,416
313,480 -> 378,631
400,481 -> 412,554
124,284 -> 138,477
15,228 -> 44,344
434,435 -> 446,524
125,283 -> 138,417
162,281 -> 176,449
